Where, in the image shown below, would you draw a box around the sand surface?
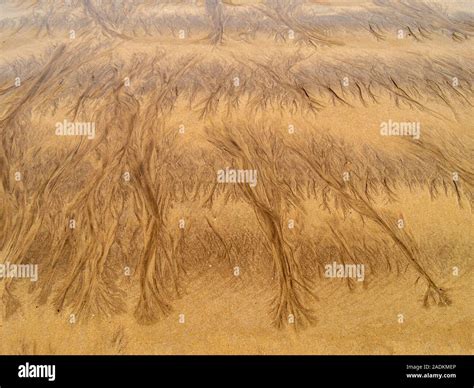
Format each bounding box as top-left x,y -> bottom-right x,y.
0,0 -> 472,354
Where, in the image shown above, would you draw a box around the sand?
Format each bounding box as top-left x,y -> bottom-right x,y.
0,0 -> 472,355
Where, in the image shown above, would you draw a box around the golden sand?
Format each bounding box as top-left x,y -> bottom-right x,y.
0,0 -> 472,354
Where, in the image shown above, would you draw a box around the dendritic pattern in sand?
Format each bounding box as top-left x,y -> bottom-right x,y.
0,0 -> 473,354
